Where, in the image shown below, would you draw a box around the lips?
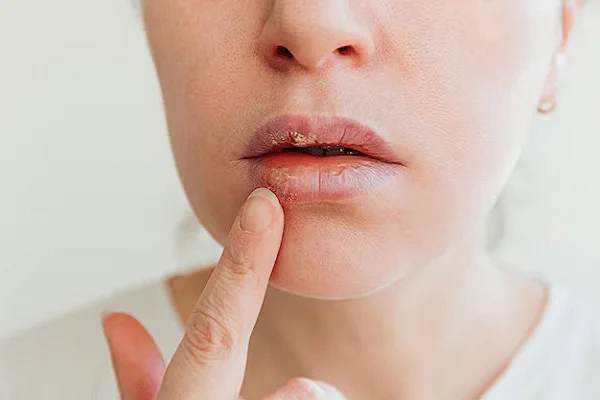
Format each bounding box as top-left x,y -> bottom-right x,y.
242,115 -> 404,203
243,115 -> 402,164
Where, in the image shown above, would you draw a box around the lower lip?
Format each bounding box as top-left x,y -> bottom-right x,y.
247,152 -> 401,202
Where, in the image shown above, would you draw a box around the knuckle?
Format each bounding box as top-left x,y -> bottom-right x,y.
221,238 -> 257,278
182,307 -> 239,364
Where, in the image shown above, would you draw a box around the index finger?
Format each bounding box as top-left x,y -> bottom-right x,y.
158,188 -> 284,399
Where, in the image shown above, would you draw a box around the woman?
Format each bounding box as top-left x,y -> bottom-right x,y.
0,0 -> 594,398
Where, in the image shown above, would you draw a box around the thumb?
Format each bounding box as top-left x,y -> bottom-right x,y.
102,312 -> 166,400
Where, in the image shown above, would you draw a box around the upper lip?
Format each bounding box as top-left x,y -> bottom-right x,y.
243,114 -> 403,164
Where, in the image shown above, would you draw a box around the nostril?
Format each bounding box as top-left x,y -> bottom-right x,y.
275,46 -> 294,59
337,45 -> 352,55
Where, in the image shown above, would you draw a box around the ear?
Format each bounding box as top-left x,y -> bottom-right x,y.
561,0 -> 585,51
538,0 -> 584,114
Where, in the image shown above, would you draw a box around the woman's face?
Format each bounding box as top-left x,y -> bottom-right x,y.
141,0 -> 562,299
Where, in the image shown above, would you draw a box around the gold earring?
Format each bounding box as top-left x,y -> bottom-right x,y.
537,97 -> 557,114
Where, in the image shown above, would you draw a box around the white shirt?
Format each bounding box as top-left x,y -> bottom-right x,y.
1,278 -> 599,399
0,281 -> 182,400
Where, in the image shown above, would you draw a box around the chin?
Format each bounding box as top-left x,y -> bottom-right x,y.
267,208 -> 411,300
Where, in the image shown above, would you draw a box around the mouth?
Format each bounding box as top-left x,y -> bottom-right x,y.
243,115 -> 405,203
278,145 -> 364,157
243,114 -> 403,163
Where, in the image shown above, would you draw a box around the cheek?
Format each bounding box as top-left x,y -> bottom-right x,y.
385,1 -> 557,199
268,176 -> 485,299
141,1 -> 267,244
141,0 -> 266,162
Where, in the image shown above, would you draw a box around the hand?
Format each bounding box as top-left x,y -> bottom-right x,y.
103,188 -> 346,400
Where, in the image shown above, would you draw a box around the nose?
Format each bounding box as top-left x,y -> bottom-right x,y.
259,1 -> 376,71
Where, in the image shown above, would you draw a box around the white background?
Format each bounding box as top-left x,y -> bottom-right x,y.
0,0 -> 599,341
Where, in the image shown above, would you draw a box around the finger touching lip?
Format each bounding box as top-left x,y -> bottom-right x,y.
243,114 -> 405,203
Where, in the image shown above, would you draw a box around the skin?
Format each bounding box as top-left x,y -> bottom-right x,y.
103,0 -> 584,399
105,189 -> 344,399
140,0 -> 568,299
134,0 -> 577,300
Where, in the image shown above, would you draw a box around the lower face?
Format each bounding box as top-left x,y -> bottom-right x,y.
141,0 -> 561,299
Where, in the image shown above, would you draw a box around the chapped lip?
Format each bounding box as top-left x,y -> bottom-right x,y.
242,114 -> 404,165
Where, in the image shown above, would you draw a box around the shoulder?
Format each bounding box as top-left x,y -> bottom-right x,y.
0,280 -> 182,400
484,281 -> 600,400
560,286 -> 600,366
553,285 -> 600,349
531,284 -> 600,398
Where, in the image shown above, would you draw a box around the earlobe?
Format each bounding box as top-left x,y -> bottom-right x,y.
561,0 -> 584,51
537,52 -> 565,115
537,56 -> 558,115
537,0 -> 582,115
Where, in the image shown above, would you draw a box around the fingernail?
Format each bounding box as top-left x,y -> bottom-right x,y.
296,379 -> 326,397
312,380 -> 347,399
240,188 -> 279,233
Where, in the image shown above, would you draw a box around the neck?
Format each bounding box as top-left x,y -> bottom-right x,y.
247,242 -> 547,400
